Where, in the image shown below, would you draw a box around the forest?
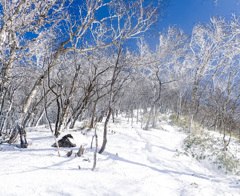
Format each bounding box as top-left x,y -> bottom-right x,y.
0,0 -> 239,158
1,0 -> 240,195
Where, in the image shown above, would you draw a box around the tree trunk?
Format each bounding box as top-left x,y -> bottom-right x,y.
144,106 -> 153,130
176,92 -> 182,121
1,101 -> 13,134
98,44 -> 121,154
43,83 -> 60,156
188,113 -> 194,132
152,105 -> 158,128
98,108 -> 112,154
92,128 -> 98,171
90,100 -> 98,129
131,108 -> 134,127
112,109 -> 115,123
69,116 -> 77,129
35,110 -> 45,127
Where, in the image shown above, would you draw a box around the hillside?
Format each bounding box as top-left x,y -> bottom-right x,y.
0,115 -> 239,196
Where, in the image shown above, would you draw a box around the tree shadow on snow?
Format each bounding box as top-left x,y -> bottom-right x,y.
0,156 -> 79,176
105,152 -> 219,182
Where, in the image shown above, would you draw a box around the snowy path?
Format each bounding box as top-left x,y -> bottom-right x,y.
107,121 -> 240,196
0,117 -> 239,195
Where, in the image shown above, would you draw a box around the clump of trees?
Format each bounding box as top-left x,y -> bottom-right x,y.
0,0 -> 239,154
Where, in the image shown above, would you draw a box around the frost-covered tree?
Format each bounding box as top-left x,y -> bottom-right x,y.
137,28 -> 188,130
187,17 -> 240,133
0,0 -> 68,146
5,0 -> 163,147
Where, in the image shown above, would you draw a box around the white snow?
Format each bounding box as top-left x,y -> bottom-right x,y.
0,116 -> 240,196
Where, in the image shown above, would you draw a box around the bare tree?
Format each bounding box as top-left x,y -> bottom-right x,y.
4,0 -> 161,147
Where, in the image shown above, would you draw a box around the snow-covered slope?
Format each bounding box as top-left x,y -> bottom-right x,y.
0,116 -> 239,196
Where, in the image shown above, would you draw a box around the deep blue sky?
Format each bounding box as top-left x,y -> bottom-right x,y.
160,0 -> 240,34
138,0 -> 240,50
53,0 -> 240,51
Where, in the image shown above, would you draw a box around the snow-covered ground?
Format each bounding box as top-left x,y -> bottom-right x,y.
0,115 -> 240,196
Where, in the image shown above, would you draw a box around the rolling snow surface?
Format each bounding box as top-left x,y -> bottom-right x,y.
0,115 -> 239,196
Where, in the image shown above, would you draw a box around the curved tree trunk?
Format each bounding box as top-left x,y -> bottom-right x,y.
98,108 -> 112,154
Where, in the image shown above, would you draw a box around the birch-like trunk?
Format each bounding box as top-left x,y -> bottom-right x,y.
144,106 -> 153,130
